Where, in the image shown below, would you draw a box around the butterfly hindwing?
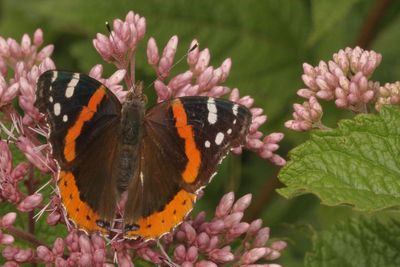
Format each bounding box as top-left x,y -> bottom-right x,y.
124,96 -> 251,239
36,70 -> 122,234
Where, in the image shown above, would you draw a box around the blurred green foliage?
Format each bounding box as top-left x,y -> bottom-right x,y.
1,0 -> 400,266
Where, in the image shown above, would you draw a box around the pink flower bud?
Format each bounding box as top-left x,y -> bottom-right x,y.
89,64 -> 103,79
93,249 -> 106,264
206,220 -> 225,235
253,227 -> 270,247
136,17 -> 146,40
52,238 -> 64,256
0,37 -> 10,57
181,222 -> 197,244
14,248 -> 34,262
228,222 -> 249,239
271,240 -> 287,251
79,253 -> 93,266
248,219 -> 263,235
174,244 -> 186,262
37,246 -> 54,262
209,249 -> 234,263
33,29 -> 43,46
223,212 -> 243,228
147,38 -> 159,66
194,49 -> 210,74
195,261 -> 218,267
21,34 -> 32,54
37,44 -> 54,61
1,212 -> 17,228
17,193 -> 43,212
0,234 -> 15,245
264,250 -> 281,261
241,247 -> 267,264
193,211 -> 206,228
3,261 -> 20,267
187,39 -> 200,66
195,232 -> 210,251
186,246 -> 198,262
46,211 -> 61,226
215,192 -> 235,218
55,257 -> 67,267
79,234 -> 92,254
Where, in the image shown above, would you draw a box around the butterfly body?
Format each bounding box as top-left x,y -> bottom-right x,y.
115,91 -> 145,194
36,70 -> 251,240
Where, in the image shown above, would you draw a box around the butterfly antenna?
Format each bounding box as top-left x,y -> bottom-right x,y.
145,42 -> 199,91
105,21 -> 124,64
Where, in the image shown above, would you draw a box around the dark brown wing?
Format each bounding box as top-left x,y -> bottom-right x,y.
124,96 -> 251,239
36,71 -> 121,234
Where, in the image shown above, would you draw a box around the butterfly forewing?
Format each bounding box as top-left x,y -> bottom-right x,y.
124,96 -> 251,239
36,70 -> 122,167
36,70 -> 122,234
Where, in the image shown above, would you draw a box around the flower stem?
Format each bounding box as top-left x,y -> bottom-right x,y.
355,0 -> 393,48
27,164 -> 36,235
6,226 -> 48,248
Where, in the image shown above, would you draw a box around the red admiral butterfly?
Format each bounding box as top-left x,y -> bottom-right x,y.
36,70 -> 251,239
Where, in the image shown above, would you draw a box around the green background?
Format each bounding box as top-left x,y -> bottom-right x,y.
1,0 -> 400,265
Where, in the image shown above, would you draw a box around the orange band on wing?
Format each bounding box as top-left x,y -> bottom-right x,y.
125,189 -> 195,240
63,86 -> 106,162
58,171 -> 106,234
171,99 -> 201,183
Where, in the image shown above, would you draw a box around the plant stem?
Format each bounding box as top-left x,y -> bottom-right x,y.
355,0 -> 393,48
27,164 -> 36,235
6,226 -> 48,248
244,172 -> 282,222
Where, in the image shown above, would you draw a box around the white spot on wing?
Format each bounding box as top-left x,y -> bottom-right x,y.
49,96 -> 53,103
63,115 -> 68,122
215,132 -> 224,145
232,104 -> 239,116
51,71 -> 58,83
50,72 -> 58,91
227,128 -> 232,134
207,98 -> 217,124
140,172 -> 144,186
233,119 -> 237,125
53,103 -> 61,116
205,140 -> 211,148
65,73 -> 80,98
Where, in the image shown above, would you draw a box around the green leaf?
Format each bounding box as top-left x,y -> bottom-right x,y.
305,216 -> 400,267
278,106 -> 400,212
308,0 -> 361,45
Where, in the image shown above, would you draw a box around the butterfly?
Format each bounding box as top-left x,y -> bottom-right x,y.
35,70 -> 251,240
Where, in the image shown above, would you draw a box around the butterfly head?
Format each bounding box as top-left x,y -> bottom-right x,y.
125,81 -> 147,105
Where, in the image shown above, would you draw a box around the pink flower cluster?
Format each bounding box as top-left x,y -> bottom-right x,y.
375,81 -> 400,111
286,47 -> 382,131
2,193 -> 286,266
169,192 -> 286,266
0,10 -> 287,267
0,31 -> 55,211
93,11 -> 285,165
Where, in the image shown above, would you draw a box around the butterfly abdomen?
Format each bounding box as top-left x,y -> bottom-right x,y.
115,97 -> 146,193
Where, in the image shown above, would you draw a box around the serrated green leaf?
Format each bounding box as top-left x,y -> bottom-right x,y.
305,216 -> 400,267
308,0 -> 361,45
278,106 -> 400,212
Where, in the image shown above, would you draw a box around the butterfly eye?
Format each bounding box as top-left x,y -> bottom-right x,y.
124,223 -> 140,232
141,94 -> 148,105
